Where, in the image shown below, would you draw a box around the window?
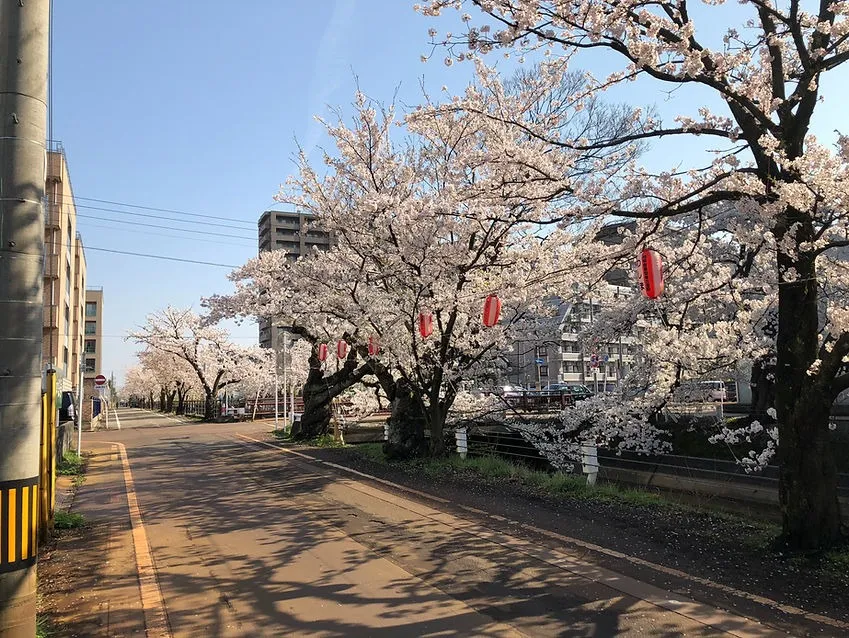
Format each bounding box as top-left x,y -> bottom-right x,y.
85,302 -> 97,317
84,339 -> 96,354
85,321 -> 96,335
537,346 -> 547,357
539,365 -> 549,377
63,347 -> 69,367
64,303 -> 70,337
65,264 -> 71,297
84,358 -> 96,373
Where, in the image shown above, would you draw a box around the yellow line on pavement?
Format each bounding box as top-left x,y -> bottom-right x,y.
111,442 -> 172,638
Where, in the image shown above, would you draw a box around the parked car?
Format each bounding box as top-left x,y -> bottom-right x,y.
59,391 -> 76,422
495,384 -> 526,398
541,383 -> 594,401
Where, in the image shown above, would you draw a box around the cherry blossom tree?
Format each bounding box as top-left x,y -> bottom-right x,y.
134,348 -> 198,414
205,265 -> 386,439
128,307 -> 256,421
122,365 -> 159,409
420,0 -> 849,549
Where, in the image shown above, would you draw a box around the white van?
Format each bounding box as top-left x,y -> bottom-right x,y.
699,380 -> 727,402
675,380 -> 727,402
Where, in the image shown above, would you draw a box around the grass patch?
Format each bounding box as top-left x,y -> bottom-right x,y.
269,430 -> 345,448
344,444 -> 676,509
36,615 -> 54,638
351,442 -> 386,463
56,451 -> 85,476
53,511 -> 85,530
823,548 -> 849,576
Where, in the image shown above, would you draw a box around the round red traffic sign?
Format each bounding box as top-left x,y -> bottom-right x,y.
94,374 -> 107,386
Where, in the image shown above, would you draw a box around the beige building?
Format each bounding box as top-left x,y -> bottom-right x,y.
257,210 -> 333,350
44,145 -> 87,392
83,288 -> 104,380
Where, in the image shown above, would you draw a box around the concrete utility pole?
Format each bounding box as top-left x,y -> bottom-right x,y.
0,1 -> 50,636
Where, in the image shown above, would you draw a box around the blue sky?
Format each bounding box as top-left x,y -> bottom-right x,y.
53,2 -> 847,383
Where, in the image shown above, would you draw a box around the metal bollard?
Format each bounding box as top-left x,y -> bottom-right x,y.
581,444 -> 598,486
456,427 -> 468,459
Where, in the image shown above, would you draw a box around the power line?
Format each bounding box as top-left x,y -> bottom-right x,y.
85,246 -> 240,268
73,195 -> 275,226
73,211 -> 256,241
80,221 -> 257,248
73,201 -> 258,231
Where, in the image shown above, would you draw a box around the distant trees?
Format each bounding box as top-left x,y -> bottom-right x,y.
128,307 -> 266,420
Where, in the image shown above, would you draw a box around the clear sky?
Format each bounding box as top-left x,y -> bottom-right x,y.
52,1 -> 476,382
52,1 -> 847,384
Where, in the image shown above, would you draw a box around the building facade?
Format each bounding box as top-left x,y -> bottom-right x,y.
83,289 -> 104,380
257,210 -> 333,350
257,209 -> 333,257
505,290 -> 638,392
44,146 -> 87,392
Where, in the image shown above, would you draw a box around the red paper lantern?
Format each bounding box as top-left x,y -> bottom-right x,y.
317,343 -> 328,362
337,340 -> 349,359
418,312 -> 434,339
368,335 -> 380,357
638,248 -> 664,299
482,294 -> 502,328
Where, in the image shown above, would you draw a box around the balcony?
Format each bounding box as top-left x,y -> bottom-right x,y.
44,254 -> 59,278
43,304 -> 58,329
45,203 -> 61,228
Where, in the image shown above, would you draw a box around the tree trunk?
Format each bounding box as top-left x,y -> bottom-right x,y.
291,344 -> 373,439
204,392 -> 217,421
165,390 -> 176,413
292,392 -> 333,439
750,355 -> 776,416
159,388 -> 166,412
775,236 -> 843,550
176,389 -> 186,415
384,378 -> 427,460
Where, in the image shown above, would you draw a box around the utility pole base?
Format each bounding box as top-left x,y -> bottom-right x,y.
0,569 -> 36,638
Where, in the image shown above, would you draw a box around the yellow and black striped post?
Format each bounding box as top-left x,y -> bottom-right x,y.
0,478 -> 39,574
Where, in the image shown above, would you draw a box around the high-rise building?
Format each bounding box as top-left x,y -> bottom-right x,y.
257,209 -> 333,257
44,145 -> 87,392
257,210 -> 333,349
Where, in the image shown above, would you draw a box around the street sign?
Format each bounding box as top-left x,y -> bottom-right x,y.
94,374 -> 107,386
534,358 -> 545,365
602,354 -> 610,363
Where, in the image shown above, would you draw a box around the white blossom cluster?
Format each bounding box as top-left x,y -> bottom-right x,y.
709,420 -> 780,472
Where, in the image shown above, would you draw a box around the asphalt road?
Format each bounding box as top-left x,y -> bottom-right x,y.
85,408 -> 786,637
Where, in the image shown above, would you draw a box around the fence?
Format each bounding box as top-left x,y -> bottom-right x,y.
451,423 -> 849,498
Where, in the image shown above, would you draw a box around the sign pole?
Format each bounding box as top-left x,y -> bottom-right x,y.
76,363 -> 83,453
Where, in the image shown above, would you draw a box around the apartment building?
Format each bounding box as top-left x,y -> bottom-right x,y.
505,222 -> 639,392
44,145 -> 87,392
83,289 -> 104,380
506,290 -> 638,392
257,209 -> 333,257
257,210 -> 333,350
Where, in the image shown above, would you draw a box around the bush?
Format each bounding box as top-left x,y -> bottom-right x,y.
53,511 -> 85,530
57,451 -> 85,476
